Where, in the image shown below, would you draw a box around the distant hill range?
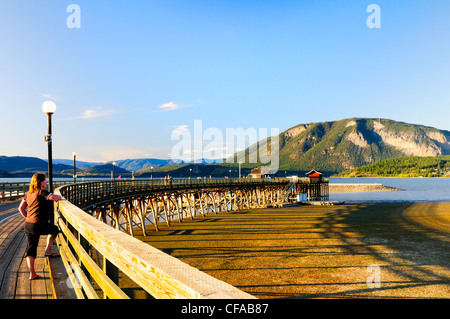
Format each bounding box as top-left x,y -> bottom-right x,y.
1,118 -> 449,178
52,159 -> 103,169
0,156 -> 228,178
0,156 -> 74,177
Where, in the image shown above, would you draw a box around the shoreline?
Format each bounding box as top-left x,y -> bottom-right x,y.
329,183 -> 402,193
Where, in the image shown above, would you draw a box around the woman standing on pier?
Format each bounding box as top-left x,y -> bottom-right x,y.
18,173 -> 61,280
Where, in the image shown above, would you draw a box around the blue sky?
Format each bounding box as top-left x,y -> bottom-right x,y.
1,1 -> 449,163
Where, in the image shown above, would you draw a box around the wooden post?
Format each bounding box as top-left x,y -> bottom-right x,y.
79,233 -> 91,284
103,257 -> 119,299
138,199 -> 147,237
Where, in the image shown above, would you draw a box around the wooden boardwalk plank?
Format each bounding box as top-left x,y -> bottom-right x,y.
14,247 -> 31,299
47,243 -> 77,299
14,237 -> 52,299
0,213 -> 26,298
31,238 -> 51,299
0,200 -> 21,218
0,228 -> 27,299
0,214 -> 22,247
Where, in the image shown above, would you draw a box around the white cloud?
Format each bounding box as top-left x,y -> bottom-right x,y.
40,93 -> 60,101
171,124 -> 189,135
158,102 -> 180,112
203,146 -> 228,153
149,101 -> 196,113
69,106 -> 118,120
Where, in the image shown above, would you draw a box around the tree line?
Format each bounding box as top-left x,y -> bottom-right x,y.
337,156 -> 450,177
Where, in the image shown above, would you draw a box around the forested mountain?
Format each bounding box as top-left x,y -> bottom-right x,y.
228,118 -> 450,175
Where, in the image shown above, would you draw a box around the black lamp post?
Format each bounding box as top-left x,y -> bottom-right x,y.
72,152 -> 77,183
42,101 -> 56,193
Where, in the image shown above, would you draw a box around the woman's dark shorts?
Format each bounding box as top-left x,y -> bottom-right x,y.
24,222 -> 59,258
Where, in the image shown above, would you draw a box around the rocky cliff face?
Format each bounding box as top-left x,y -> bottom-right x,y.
371,121 -> 446,157
239,118 -> 450,174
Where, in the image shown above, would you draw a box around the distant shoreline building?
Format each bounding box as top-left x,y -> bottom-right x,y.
249,167 -> 276,178
305,169 -> 323,183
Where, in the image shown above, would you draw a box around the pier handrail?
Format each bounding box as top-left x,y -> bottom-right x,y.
54,178 -> 303,299
0,181 -> 72,202
0,177 -> 329,203
59,177 -> 300,209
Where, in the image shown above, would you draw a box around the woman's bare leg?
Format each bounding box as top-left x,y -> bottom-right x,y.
44,234 -> 57,255
26,256 -> 37,279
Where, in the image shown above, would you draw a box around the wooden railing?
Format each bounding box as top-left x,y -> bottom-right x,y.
0,181 -> 73,202
54,178 -> 307,299
60,177 -> 298,209
1,177 -> 327,203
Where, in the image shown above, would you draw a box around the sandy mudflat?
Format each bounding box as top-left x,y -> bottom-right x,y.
129,201 -> 450,299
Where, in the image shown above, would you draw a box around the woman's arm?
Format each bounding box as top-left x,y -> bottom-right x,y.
18,200 -> 27,218
47,193 -> 62,202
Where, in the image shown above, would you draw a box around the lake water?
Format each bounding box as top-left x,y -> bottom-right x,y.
329,178 -> 450,203
1,177 -> 449,203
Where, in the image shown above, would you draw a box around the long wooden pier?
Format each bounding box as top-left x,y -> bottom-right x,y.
1,177 -> 329,299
